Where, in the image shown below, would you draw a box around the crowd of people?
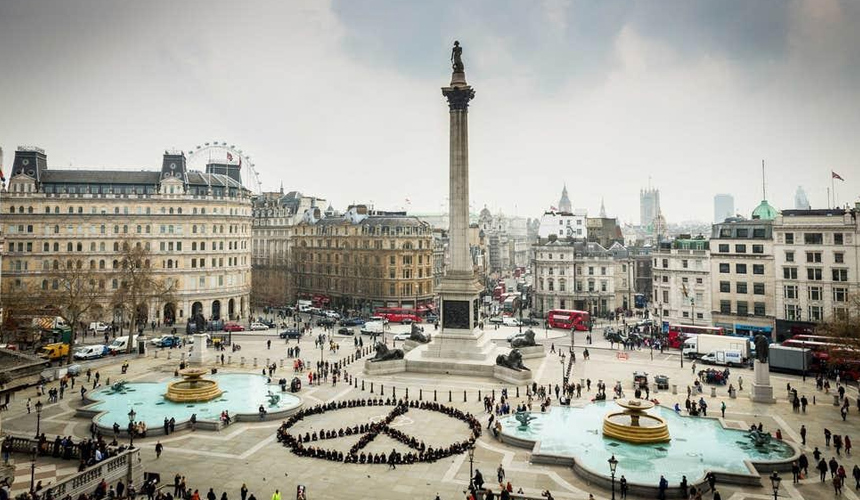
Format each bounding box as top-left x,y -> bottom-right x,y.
276,398 -> 481,465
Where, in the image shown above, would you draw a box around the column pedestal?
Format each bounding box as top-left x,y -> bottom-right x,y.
749,360 -> 776,403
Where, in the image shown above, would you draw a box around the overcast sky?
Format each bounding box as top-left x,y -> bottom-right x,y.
1,0 -> 858,223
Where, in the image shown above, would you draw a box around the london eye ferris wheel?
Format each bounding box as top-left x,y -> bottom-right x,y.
185,141 -> 262,194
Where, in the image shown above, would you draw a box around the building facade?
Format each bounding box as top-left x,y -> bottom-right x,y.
291,205 -> 435,313
652,238 -> 712,326
640,188 -> 661,228
532,238 -> 635,317
772,208 -> 859,338
2,147 -> 252,326
538,210 -> 588,239
709,219 -> 775,337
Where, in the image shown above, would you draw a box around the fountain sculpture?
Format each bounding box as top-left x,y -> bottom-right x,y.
165,368 -> 223,403
602,398 -> 670,444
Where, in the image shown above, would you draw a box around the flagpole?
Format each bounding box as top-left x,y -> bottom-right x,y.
831,175 -> 835,208
827,187 -> 831,209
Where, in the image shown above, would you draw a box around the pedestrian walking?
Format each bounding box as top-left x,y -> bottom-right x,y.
619,476 -> 627,499
240,484 -> 248,500
497,464 -> 505,484
800,425 -> 807,446
720,401 -> 726,418
155,441 -> 163,458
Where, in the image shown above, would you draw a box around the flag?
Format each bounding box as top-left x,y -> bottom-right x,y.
550,206 -> 558,211
832,171 -> 844,181
227,152 -> 234,162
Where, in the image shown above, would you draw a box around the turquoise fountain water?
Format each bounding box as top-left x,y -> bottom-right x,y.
88,373 -> 301,427
501,402 -> 794,485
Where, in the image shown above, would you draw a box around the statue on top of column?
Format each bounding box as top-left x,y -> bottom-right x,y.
451,41 -> 464,72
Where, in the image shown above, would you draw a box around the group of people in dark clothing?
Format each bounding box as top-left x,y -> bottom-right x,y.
276,397 -> 481,465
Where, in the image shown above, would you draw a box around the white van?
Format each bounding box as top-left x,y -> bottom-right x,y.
88,322 -> 110,334
108,335 -> 138,354
502,317 -> 521,327
74,345 -> 106,360
360,321 -> 384,335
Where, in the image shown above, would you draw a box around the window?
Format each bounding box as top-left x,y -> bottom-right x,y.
785,233 -> 794,244
806,252 -> 822,263
808,306 -> 823,321
784,305 -> 801,320
783,267 -> 797,279
808,286 -> 823,301
736,229 -> 749,238
834,252 -> 844,264
682,311 -> 689,318
548,280 -> 554,291
696,278 -> 703,284
832,269 -> 848,282
753,228 -> 766,238
719,263 -> 730,273
785,251 -> 794,263
696,313 -> 703,320
718,244 -> 729,253
753,264 -> 764,275
662,276 -> 668,283
736,282 -> 748,294
806,268 -> 822,281
753,283 -> 764,295
681,260 -> 688,269
735,264 -> 747,274
804,233 -> 823,244
720,281 -> 730,292
833,287 -> 847,302
784,285 -> 798,299
736,301 -> 749,316
834,233 -> 844,245
720,300 -> 731,314
752,245 -> 764,254
662,290 -> 668,303
735,244 -> 747,253
754,302 -> 766,316
661,259 -> 668,268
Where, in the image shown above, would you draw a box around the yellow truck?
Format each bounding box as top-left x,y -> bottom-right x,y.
37,343 -> 70,360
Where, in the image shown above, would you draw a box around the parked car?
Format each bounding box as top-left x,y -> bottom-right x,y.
260,319 -> 276,328
392,333 -> 410,341
224,323 -> 246,332
323,311 -> 341,320
488,317 -> 504,324
425,314 -> 439,323
185,334 -> 211,345
316,318 -> 336,327
401,318 -> 414,325
249,322 -> 269,331
340,318 -> 366,327
150,335 -> 181,347
279,329 -> 302,339
521,318 -> 540,326
337,327 -> 355,336
73,344 -> 107,360
502,317 -> 522,327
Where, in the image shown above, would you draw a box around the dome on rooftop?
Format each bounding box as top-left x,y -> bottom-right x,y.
752,199 -> 778,220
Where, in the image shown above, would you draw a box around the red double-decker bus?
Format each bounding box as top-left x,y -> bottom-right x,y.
666,324 -> 725,349
547,309 -> 590,331
374,308 -> 422,324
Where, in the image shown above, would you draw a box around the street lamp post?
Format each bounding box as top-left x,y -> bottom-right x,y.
770,471 -> 781,500
560,359 -> 566,388
128,408 -> 136,449
29,446 -> 37,492
608,454 -> 618,500
467,445 -> 475,492
34,400 -> 43,438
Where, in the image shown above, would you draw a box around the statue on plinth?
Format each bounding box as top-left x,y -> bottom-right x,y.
754,334 -> 770,363
511,329 -> 538,348
515,411 -> 537,428
451,41 -> 464,72
370,342 -> 404,362
496,349 -> 529,371
409,323 -> 431,344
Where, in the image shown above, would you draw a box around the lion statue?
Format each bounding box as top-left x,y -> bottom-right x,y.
370,342 -> 404,362
496,349 -> 529,371
409,323 -> 430,344
510,329 -> 538,348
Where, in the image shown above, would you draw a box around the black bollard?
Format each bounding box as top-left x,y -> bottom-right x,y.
420,389 -> 423,400
371,382 -> 374,393
478,390 -> 482,402
516,387 -> 520,398
434,390 -> 437,401
449,390 -> 452,402
492,389 -> 495,400
392,387 -> 396,398
464,390 -> 467,402
405,387 -> 408,399
381,385 -> 384,395
362,380 -> 365,391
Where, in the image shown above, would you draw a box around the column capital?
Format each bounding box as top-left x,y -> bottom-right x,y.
442,85 -> 475,111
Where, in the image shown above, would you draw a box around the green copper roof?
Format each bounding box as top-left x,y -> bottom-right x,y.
752,199 -> 778,220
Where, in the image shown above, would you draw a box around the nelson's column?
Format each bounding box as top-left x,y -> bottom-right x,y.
401,41 -> 533,383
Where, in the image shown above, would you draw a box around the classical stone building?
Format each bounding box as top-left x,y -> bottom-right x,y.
532,238 -> 635,316
292,205 -> 435,313
250,189 -> 326,308
651,237 -> 712,326
709,217 -> 776,337
2,147 -> 252,326
772,207 -> 859,338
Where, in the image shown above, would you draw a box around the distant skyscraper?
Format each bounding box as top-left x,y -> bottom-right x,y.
558,185 -> 572,213
640,188 -> 661,228
714,194 -> 734,223
794,186 -> 810,209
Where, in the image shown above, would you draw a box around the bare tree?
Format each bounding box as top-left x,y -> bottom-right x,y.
38,258 -> 103,363
1,281 -> 46,347
816,293 -> 860,365
111,240 -> 177,353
